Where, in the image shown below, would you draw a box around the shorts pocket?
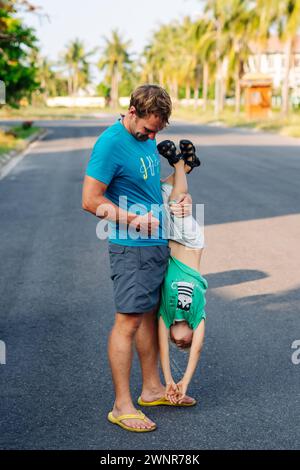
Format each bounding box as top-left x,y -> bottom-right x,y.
108,243 -> 126,279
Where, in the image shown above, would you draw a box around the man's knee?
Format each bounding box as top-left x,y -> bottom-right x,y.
114,313 -> 143,337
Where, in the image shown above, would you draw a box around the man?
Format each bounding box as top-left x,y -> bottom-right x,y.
82,84 -> 195,433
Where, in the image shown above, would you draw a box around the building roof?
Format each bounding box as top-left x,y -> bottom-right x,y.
241,73 -> 273,87
251,35 -> 300,54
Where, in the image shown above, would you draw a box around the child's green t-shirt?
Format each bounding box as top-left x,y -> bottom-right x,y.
158,256 -> 208,330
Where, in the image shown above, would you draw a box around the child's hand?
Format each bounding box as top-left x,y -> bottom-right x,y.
176,380 -> 189,404
165,382 -> 179,404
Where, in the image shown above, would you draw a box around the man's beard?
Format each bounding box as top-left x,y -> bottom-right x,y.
133,132 -> 149,142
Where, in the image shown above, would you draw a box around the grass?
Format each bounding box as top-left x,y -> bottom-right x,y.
0,104 -> 119,120
172,104 -> 300,138
0,125 -> 41,158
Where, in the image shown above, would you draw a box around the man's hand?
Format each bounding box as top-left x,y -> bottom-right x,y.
169,193 -> 192,218
130,211 -> 159,236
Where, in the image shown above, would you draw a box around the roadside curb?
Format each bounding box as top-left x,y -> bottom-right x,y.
0,128 -> 48,180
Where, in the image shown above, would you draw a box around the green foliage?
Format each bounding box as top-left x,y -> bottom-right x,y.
97,82 -> 110,97
0,1 -> 40,107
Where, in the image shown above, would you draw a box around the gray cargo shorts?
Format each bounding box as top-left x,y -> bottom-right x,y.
108,242 -> 170,314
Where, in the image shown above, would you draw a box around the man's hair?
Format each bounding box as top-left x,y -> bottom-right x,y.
129,84 -> 172,124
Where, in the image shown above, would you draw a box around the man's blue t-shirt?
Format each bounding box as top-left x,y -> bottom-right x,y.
85,119 -> 167,246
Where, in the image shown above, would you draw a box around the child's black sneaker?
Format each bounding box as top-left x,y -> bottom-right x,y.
179,140 -> 201,172
157,140 -> 182,166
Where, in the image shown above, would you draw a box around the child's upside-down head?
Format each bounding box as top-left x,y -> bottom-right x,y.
170,321 -> 193,350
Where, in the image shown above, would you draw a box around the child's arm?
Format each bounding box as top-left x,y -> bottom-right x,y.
158,316 -> 173,384
158,316 -> 178,402
177,319 -> 206,402
169,160 -> 188,202
162,162 -> 192,219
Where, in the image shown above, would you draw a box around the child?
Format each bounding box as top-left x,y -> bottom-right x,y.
157,139 -> 208,405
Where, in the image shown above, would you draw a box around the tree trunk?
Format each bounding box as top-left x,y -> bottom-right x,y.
171,79 -> 178,102
67,70 -> 72,96
255,41 -> 263,72
148,72 -> 154,83
194,88 -> 199,107
111,62 -> 119,108
220,56 -> 228,112
235,60 -> 241,115
214,60 -> 222,116
159,70 -> 164,87
73,67 -> 79,96
186,82 -> 191,100
41,77 -> 48,99
194,63 -> 201,108
202,61 -> 209,111
214,19 -> 222,117
281,36 -> 293,118
174,79 -> 178,100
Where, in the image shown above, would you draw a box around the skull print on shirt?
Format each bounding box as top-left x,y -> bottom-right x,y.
176,281 -> 194,312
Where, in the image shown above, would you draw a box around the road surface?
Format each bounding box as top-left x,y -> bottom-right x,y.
0,117 -> 299,449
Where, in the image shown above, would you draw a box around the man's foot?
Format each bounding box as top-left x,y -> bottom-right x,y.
111,404 -> 156,430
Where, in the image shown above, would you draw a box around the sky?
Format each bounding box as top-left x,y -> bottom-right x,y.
22,0 -> 203,82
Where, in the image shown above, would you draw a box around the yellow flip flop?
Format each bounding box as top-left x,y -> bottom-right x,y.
137,396 -> 197,407
107,409 -> 157,433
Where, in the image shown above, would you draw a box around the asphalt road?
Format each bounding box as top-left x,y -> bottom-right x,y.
0,116 -> 299,450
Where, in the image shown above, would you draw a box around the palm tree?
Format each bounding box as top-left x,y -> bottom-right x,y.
195,18 -> 216,111
140,0 -> 300,118
252,1 -> 277,71
98,30 -> 131,108
203,0 -> 233,116
255,0 -> 300,117
142,22 -> 187,102
179,17 -> 198,101
277,0 -> 300,117
141,45 -> 156,84
37,57 -> 57,98
225,0 -> 257,114
62,38 -> 96,95
202,0 -> 261,116
141,38 -> 166,86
